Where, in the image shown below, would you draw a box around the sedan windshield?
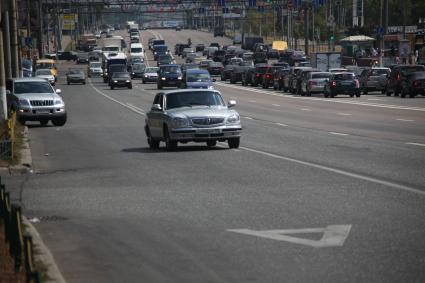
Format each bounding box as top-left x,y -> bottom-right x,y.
166,91 -> 225,109
334,73 -> 355,80
187,73 -> 211,82
145,67 -> 159,73
161,66 -> 180,73
69,69 -> 83,74
36,70 -> 52,76
14,81 -> 53,94
113,73 -> 130,78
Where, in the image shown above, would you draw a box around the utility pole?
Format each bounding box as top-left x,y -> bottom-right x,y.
2,8 -> 12,79
10,0 -> 20,77
38,0 -> 44,58
0,0 -> 8,120
304,3 -> 309,55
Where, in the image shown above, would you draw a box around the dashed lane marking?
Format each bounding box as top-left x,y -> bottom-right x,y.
301,108 -> 312,111
396,118 -> 414,122
242,116 -> 253,120
272,104 -> 280,107
275,123 -> 288,127
329,132 -> 349,136
405,142 -> 425,147
338,113 -> 352,116
239,146 -> 425,196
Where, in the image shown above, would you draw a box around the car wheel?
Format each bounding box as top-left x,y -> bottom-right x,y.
40,119 -> 49,126
409,92 -> 415,98
228,137 -> 240,149
67,81 -> 70,85
350,93 -> 354,97
142,80 -> 146,84
206,140 -> 217,147
381,90 -> 386,94
330,92 -> 335,98
147,128 -> 160,149
164,127 -> 177,151
52,115 -> 67,126
128,84 -> 132,89
355,92 -> 361,98
401,88 -> 407,98
363,90 -> 368,95
83,81 -> 86,85
18,117 -> 26,125
111,86 -> 114,90
157,84 -> 162,90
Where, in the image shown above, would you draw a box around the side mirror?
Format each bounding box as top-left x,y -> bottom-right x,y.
212,78 -> 216,82
56,89 -> 62,94
151,104 -> 162,111
228,100 -> 236,108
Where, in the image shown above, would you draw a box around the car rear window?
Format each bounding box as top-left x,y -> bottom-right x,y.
334,73 -> 355,80
256,67 -> 268,74
312,73 -> 331,79
370,69 -> 389,75
401,66 -> 425,75
14,81 -> 53,94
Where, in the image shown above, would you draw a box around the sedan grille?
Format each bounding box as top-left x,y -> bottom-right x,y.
191,117 -> 224,126
30,100 -> 53,106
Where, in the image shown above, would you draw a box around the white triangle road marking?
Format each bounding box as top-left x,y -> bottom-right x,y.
228,225 -> 352,248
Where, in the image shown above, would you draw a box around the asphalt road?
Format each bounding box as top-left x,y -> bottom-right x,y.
4,29 -> 425,283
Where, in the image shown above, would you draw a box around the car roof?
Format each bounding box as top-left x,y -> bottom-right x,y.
160,64 -> 179,68
10,77 -> 49,83
186,69 -> 209,74
161,89 -> 220,96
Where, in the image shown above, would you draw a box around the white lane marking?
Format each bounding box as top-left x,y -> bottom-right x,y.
126,103 -> 145,113
249,100 -> 256,103
396,118 -> 414,122
272,104 -> 280,107
405,142 -> 425,147
329,132 -> 349,136
232,149 -> 241,152
275,123 -> 288,127
239,146 -> 425,196
228,225 -> 352,248
89,80 -> 146,116
214,82 -> 425,112
367,98 -> 383,101
338,113 -> 352,116
301,108 -> 312,111
242,116 -> 253,120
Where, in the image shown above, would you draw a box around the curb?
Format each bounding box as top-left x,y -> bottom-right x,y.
23,217 -> 66,283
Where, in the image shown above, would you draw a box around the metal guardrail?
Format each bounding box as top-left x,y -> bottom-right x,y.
0,177 -> 41,283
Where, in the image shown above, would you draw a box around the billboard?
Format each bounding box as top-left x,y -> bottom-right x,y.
62,14 -> 77,30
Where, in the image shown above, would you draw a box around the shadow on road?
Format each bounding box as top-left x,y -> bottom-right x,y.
121,145 -> 226,153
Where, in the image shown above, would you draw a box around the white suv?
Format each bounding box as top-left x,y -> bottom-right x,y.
6,78 -> 67,126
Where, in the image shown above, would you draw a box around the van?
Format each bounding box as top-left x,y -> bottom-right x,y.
130,43 -> 144,59
206,47 -> 218,59
35,59 -> 57,82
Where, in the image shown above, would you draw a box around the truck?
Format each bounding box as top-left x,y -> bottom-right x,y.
99,36 -> 125,54
78,34 -> 97,52
242,36 -> 264,51
310,52 -> 341,71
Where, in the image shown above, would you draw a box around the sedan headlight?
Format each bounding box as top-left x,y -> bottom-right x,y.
227,114 -> 240,124
177,76 -> 182,80
171,117 -> 189,128
54,99 -> 64,106
114,80 -> 118,83
208,86 -> 214,89
126,80 -> 130,83
161,77 -> 166,80
19,99 -> 30,106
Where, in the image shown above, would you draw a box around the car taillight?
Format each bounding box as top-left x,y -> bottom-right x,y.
396,73 -> 400,81
255,73 -> 260,77
355,79 -> 360,88
309,80 -> 317,86
412,80 -> 420,87
266,74 -> 272,79
366,75 -> 371,81
331,81 -> 336,87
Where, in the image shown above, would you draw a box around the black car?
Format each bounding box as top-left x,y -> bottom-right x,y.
324,72 -> 360,98
157,54 -> 173,67
66,69 -> 86,85
110,72 -> 132,90
221,63 -> 238,81
214,27 -> 225,37
107,64 -> 127,85
177,44 -> 190,56
400,71 -> 425,98
386,65 -> 425,96
58,51 -> 77,61
195,44 -> 205,52
157,64 -> 182,89
181,63 -> 200,75
242,66 -> 256,86
249,64 -> 269,87
253,52 -> 268,64
76,52 -> 89,64
262,66 -> 283,89
230,61 -> 254,84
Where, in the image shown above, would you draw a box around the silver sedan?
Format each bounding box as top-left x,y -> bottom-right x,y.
145,89 -> 242,150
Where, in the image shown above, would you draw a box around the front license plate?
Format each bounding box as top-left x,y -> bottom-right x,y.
37,110 -> 50,114
198,129 -> 221,134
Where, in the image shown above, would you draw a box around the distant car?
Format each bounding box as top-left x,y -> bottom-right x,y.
199,60 -> 213,69
386,65 -> 425,96
181,63 -> 200,75
182,69 -> 215,89
58,51 -> 77,61
261,66 -> 283,89
66,69 -> 86,85
273,68 -> 291,90
324,72 -> 360,98
129,63 -> 146,79
358,67 -> 390,94
300,72 -> 331,96
142,67 -> 159,84
207,62 -> 224,76
230,61 -> 253,84
181,48 -> 194,58
157,64 -> 182,89
110,72 -> 132,89
87,61 -> 102,77
175,26 -> 181,31
195,44 -> 205,52
157,54 -> 173,66
400,71 -> 425,98
35,69 -> 55,85
249,64 -> 269,87
76,53 -> 89,64
21,59 -> 33,77
214,27 -> 225,37
144,89 -> 241,150
6,78 -> 66,126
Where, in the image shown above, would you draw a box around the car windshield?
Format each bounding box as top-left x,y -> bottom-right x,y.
161,66 -> 180,73
334,73 -> 355,80
187,73 -> 211,82
166,91 -> 225,109
312,73 -> 331,79
210,62 -> 223,67
159,55 -> 171,60
155,46 -> 168,52
36,70 -> 52,76
113,73 -> 129,78
14,81 -> 53,94
131,48 -> 143,53
69,69 -> 83,74
36,63 -> 54,69
145,67 -> 159,73
22,60 -> 32,69
90,62 -> 101,68
132,64 -> 146,71
131,58 -> 142,63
